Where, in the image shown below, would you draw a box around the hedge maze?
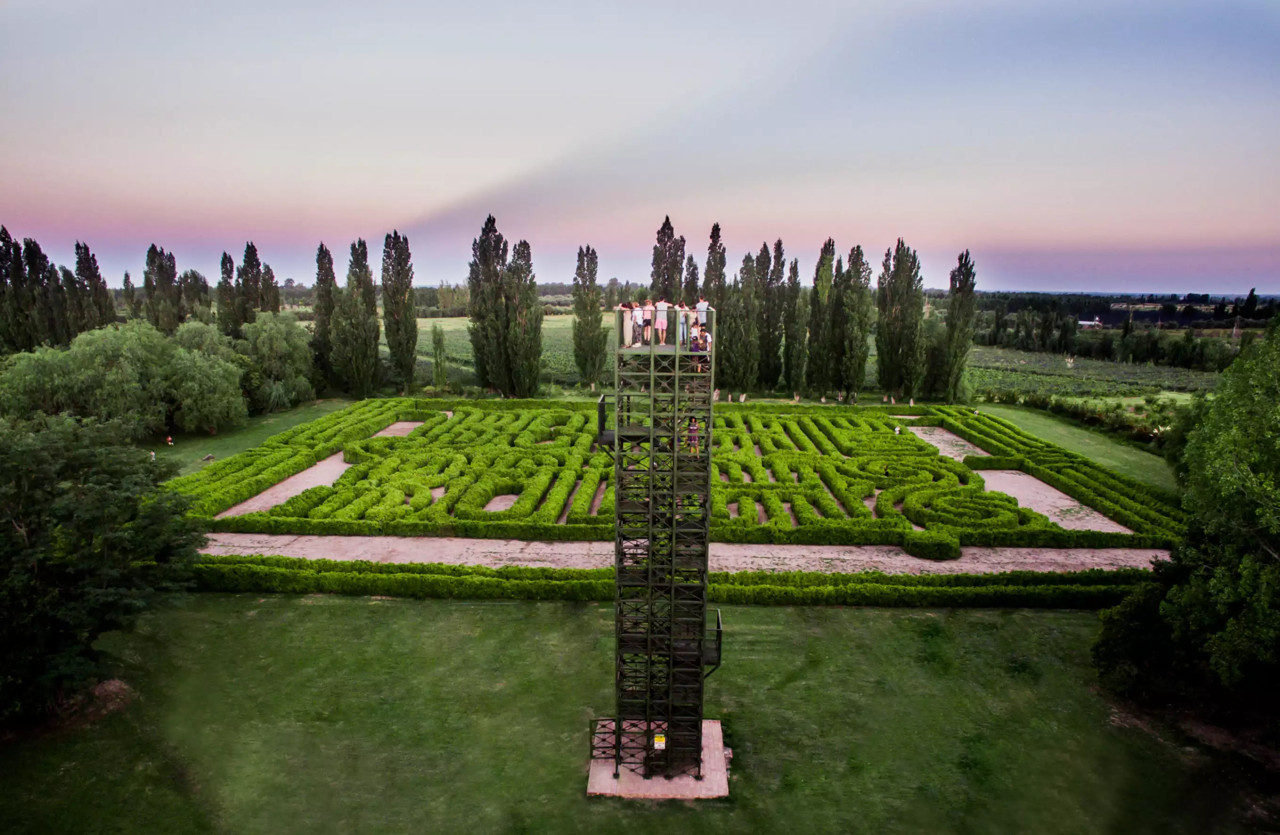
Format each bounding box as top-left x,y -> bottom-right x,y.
170,398 -> 1183,559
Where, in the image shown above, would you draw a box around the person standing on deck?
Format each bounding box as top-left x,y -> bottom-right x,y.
633,302 -> 646,347
654,298 -> 670,345
642,299 -> 655,345
676,301 -> 690,345
619,303 -> 633,349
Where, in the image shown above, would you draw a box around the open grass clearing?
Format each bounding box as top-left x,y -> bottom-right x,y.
1,595 -> 1268,833
978,404 -> 1177,493
154,399 -> 354,477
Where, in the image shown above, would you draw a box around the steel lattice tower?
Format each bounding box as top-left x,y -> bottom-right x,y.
592,307 -> 720,780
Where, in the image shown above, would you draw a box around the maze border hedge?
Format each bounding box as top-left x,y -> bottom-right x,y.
195,554 -> 1148,609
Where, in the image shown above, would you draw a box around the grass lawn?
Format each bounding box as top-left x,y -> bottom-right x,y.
1,595 -> 1263,834
153,399 -> 354,477
978,404 -> 1177,493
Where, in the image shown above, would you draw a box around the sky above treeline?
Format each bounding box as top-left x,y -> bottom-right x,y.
1,0 -> 1277,294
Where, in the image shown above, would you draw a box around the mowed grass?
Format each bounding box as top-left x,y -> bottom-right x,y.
1,595 -> 1261,834
153,399 -> 354,476
978,404 -> 1178,493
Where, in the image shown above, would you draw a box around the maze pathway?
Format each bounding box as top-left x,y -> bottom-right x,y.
202,533 -> 1166,575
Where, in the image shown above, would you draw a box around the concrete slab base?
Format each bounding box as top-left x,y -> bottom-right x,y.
587,720 -> 730,800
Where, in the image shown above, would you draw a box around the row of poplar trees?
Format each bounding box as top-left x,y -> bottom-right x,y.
310,232 -> 418,398
465,216 -> 544,398
629,217 -> 978,402
0,228 -> 117,353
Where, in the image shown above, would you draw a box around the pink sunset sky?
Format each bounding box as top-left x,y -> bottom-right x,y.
2,0 -> 1277,293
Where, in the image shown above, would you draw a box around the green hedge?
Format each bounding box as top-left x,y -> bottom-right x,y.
174,398 -> 1182,553
194,554 -> 1148,609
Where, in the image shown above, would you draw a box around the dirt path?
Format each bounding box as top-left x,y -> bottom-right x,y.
906,426 -> 989,460
980,470 -> 1132,533
373,421 -> 425,437
215,453 -> 350,518
203,533 -> 1167,575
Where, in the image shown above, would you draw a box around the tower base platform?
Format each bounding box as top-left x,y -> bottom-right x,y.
586,720 -> 731,800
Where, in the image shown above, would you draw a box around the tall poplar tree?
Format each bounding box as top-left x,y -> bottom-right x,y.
805,239 -> 836,394
260,264 -> 281,313
312,243 -> 337,377
122,272 -> 140,320
466,216 -> 509,391
836,246 -> 874,399
142,244 -> 179,335
74,241 -> 113,329
875,238 -> 926,398
682,255 -> 700,307
736,254 -> 760,391
236,242 -> 263,327
505,240 -> 543,398
942,250 -> 978,403
757,239 -> 785,389
0,227 -> 16,352
703,223 -> 727,311
572,245 -> 608,389
329,285 -> 380,398
381,230 -> 417,393
649,216 -> 684,302
782,259 -> 806,394
216,253 -> 238,336
465,216 -> 542,397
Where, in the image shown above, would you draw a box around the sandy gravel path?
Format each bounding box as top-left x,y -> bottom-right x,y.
373,421 -> 425,437
906,426 -> 989,460
215,454 -> 350,518
980,470 -> 1132,534
203,534 -> 1166,575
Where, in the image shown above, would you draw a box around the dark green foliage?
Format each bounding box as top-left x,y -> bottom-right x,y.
719,256 -> 760,394
260,265 -> 281,314
648,216 -> 684,302
942,251 -> 978,403
381,231 -> 417,393
329,286 -> 380,399
121,271 -> 141,319
681,254 -> 700,307
74,241 -> 115,329
431,323 -> 448,388
703,222 -> 727,311
465,217 -> 542,397
236,242 -> 263,328
806,239 -> 835,395
504,241 -> 543,398
238,313 -> 316,413
0,321 -> 247,438
876,239 -> 926,398
466,216 -> 508,390
782,259 -> 806,395
903,530 -> 961,560
1095,321 -> 1280,710
757,240 -> 785,390
312,243 -> 336,379
571,245 -> 607,388
0,415 -> 202,723
216,252 -> 238,336
836,246 -> 874,399
142,243 -> 181,335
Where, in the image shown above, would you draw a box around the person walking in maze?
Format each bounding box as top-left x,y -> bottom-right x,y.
654,297 -> 670,345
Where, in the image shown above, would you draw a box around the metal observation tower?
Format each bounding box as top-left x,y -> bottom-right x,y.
591,305 -> 723,781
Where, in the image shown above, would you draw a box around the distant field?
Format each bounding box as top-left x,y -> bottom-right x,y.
969,347 -> 1220,398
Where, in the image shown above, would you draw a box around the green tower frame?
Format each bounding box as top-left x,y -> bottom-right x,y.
592,306 -> 721,780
